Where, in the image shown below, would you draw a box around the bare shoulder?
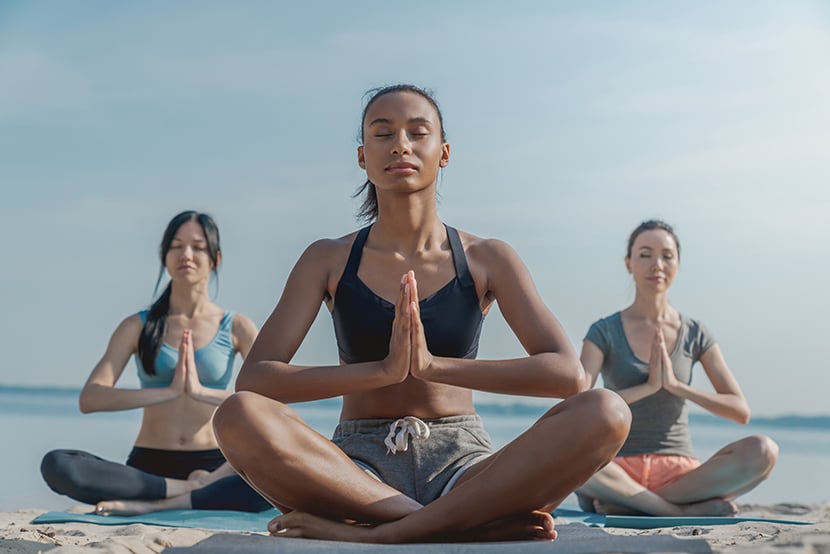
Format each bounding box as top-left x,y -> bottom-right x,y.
115,312 -> 144,337
106,312 -> 144,353
232,313 -> 258,337
456,229 -> 524,273
231,313 -> 259,356
298,232 -> 358,271
285,230 -> 363,300
455,229 -> 529,302
457,228 -> 517,255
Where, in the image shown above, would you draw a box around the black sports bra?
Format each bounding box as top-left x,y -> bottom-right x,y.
331,225 -> 484,364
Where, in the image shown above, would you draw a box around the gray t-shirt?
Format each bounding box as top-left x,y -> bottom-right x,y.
585,311 -> 715,457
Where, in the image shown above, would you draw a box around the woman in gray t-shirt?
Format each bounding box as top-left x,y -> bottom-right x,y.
577,220 -> 778,516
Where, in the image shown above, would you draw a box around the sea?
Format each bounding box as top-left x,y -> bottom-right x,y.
1,385 -> 828,511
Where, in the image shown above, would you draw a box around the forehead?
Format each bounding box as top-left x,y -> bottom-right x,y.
172,220 -> 206,241
364,91 -> 440,125
633,229 -> 677,251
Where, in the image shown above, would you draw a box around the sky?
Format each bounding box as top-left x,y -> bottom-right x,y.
1,1 -> 828,416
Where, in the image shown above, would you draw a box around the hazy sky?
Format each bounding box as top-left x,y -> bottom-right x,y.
1,1 -> 828,416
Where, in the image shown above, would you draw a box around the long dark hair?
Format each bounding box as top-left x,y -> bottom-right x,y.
354,84 -> 447,222
137,211 -> 221,374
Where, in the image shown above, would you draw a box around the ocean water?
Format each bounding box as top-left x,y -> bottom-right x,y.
1,385 -> 828,511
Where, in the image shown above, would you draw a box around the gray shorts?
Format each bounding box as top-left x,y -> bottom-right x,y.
332,414 -> 492,505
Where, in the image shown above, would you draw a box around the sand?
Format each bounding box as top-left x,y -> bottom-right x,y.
1,502 -> 828,553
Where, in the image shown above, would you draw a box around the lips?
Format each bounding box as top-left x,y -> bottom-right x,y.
385,162 -> 418,173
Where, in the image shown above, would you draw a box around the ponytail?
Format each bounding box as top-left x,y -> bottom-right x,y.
137,279 -> 171,375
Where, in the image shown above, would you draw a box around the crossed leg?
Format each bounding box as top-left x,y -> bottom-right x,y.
579,434 -> 779,516
213,388 -> 631,543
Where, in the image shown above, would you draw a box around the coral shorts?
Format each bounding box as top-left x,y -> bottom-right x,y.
614,454 -> 701,492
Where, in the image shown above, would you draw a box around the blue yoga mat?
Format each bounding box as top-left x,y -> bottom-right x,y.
32,509 -> 279,533
32,506 -> 812,532
552,507 -> 812,529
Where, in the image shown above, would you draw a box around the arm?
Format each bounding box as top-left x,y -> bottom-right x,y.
78,315 -> 184,413
581,332 -> 663,405
662,342 -> 750,424
184,314 -> 259,406
411,239 -> 585,398
235,240 -> 408,403
579,339 -> 604,390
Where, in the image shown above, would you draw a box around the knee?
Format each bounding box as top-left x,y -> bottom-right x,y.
579,389 -> 632,447
214,391 -> 264,443
741,435 -> 779,477
213,392 -> 295,452
40,449 -> 79,495
40,450 -> 65,488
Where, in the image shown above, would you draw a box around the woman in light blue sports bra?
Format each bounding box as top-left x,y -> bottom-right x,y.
40,211 -> 270,514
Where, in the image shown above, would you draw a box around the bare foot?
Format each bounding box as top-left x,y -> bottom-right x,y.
187,469 -> 211,483
95,499 -> 167,516
594,497 -> 738,517
594,499 -> 645,516
680,499 -> 739,517
449,511 -> 557,542
268,510 -> 556,543
268,512 -> 374,542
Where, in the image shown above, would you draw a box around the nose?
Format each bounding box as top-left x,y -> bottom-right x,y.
391,130 -> 412,156
181,245 -> 194,259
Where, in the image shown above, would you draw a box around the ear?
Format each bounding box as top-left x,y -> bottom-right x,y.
357,145 -> 366,169
624,256 -> 631,274
439,142 -> 450,168
214,251 -> 223,269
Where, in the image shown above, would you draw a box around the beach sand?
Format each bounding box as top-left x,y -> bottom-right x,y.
1,502 -> 828,553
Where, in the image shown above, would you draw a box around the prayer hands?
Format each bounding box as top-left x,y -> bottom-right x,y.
405,272 -> 434,379
173,329 -> 206,397
657,328 -> 679,393
384,273 -> 413,383
647,328 -> 678,395
385,271 -> 434,383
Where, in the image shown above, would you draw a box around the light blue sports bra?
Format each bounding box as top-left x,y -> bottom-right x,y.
135,311 -> 236,390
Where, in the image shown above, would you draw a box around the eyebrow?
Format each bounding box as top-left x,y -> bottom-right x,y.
638,246 -> 674,252
172,238 -> 207,243
368,117 -> 433,127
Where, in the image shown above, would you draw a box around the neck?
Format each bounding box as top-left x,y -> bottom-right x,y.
372,189 -> 444,253
168,282 -> 211,318
627,291 -> 673,322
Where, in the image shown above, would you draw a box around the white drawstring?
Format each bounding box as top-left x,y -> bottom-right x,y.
384,416 -> 430,454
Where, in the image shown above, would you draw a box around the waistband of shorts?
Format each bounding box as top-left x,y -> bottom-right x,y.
334,414 -> 483,436
128,446 -> 224,458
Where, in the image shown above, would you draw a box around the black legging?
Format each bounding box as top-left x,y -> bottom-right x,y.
40,447 -> 271,512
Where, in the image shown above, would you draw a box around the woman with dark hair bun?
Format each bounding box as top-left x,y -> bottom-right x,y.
40,211 -> 270,514
212,85 -> 631,543
576,219 -> 779,516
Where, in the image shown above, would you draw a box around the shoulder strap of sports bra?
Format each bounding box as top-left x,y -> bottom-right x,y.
342,225 -> 373,279
446,225 -> 474,288
343,224 -> 472,287
220,311 -> 234,329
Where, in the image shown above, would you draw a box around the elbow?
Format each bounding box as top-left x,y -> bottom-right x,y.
564,375 -> 589,398
575,364 -> 592,394
551,357 -> 589,398
738,405 -> 751,425
234,369 -> 255,393
727,398 -> 751,425
234,360 -> 263,393
78,391 -> 95,414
